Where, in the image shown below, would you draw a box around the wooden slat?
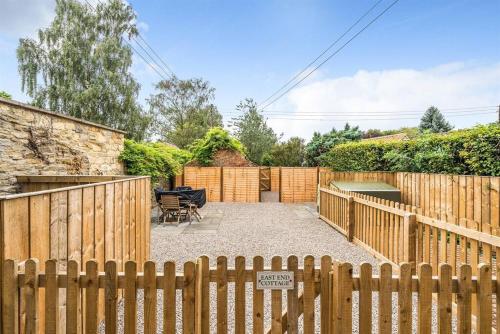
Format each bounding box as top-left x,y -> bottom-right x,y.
476,264 -> 492,334
2,259 -> 18,334
105,261 -> 117,334
271,256 -> 282,334
303,255 -> 315,334
217,256 -> 228,334
144,261 -> 156,334
457,264 -> 472,333
124,261 -> 137,334
320,255 -> 332,334
235,256 -> 246,334
85,260 -> 99,334
163,261 -> 176,334
287,255 -> 299,334
438,263 -> 452,334
45,260 -> 58,334
417,263 -> 432,334
66,260 -> 79,334
379,263 -> 392,333
183,261 -> 195,334
359,263 -> 372,334
398,262 -> 412,334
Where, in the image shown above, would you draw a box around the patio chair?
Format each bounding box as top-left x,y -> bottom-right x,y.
159,194 -> 189,225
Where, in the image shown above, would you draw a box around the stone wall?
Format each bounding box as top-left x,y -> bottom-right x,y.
0,98 -> 125,194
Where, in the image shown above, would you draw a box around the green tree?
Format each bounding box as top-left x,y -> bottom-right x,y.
189,127 -> 246,166
16,0 -> 150,140
419,106 -> 453,133
0,91 -> 12,99
230,98 -> 279,164
148,77 -> 223,148
304,123 -> 362,166
263,137 -> 305,167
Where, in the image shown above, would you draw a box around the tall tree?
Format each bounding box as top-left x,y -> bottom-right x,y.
148,77 -> 223,148
304,123 -> 362,166
16,0 -> 150,140
419,106 -> 453,133
263,137 -> 305,167
230,98 -> 279,164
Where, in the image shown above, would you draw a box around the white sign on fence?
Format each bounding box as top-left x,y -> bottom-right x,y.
256,271 -> 294,290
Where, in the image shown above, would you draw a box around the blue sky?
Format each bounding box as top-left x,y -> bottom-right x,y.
1,0 -> 499,139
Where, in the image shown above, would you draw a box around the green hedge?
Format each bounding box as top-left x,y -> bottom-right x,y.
322,123 -> 500,176
119,139 -> 192,180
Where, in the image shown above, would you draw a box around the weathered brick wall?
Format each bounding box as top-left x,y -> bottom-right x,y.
0,98 -> 125,194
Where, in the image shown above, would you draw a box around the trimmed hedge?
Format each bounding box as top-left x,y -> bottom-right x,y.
321,123 -> 500,176
119,139 -> 192,180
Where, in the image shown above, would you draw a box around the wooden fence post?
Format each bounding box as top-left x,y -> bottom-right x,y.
346,197 -> 355,242
403,213 -> 417,273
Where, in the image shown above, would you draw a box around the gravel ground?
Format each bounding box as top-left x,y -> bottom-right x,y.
104,202 -> 462,333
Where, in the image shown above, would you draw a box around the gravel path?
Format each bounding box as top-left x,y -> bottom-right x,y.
105,202 -> 460,333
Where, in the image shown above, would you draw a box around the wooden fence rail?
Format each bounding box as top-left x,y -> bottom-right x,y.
4,258 -> 498,334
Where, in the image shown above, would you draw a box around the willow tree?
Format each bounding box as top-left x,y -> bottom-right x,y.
17,0 -> 150,140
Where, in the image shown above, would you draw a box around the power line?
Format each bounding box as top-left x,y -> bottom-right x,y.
259,0 -> 401,111
258,0 -> 384,107
220,106 -> 498,116
85,0 -> 176,81
261,111 -> 496,121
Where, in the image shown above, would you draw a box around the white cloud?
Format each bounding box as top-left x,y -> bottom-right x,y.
267,62 -> 500,140
0,0 -> 55,38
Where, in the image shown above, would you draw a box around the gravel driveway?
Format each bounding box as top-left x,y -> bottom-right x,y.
105,202 -> 458,333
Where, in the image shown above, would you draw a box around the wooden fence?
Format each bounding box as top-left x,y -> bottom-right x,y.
0,176 -> 151,333
15,175 -> 132,193
319,186 -> 500,282
320,171 -> 500,237
280,167 -> 318,203
3,255 -> 332,334
182,167 -> 319,203
4,258 -> 498,334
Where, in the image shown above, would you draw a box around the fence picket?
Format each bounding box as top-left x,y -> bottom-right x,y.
66,260 -> 79,334
477,264 -> 492,334
183,261 -> 196,334
287,255 -> 299,334
85,260 -> 99,334
271,256 -> 282,334
457,264 -> 472,333
45,259 -> 58,334
438,263 -> 452,334
359,263 -> 372,334
105,261 -> 118,334
235,256 -> 246,334
217,256 -> 228,334
303,255 -> 315,334
2,259 -> 19,334
124,261 -> 137,334
398,262 -> 412,334
417,263 -> 432,334
379,263 -> 392,333
144,261 -> 156,334
163,261 -> 176,334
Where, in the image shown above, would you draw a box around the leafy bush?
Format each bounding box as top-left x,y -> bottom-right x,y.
188,127 -> 246,166
119,139 -> 191,180
323,123 -> 500,176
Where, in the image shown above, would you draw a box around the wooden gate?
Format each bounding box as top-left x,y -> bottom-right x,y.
259,167 -> 271,191
3,255 -> 333,334
4,257 -> 497,333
